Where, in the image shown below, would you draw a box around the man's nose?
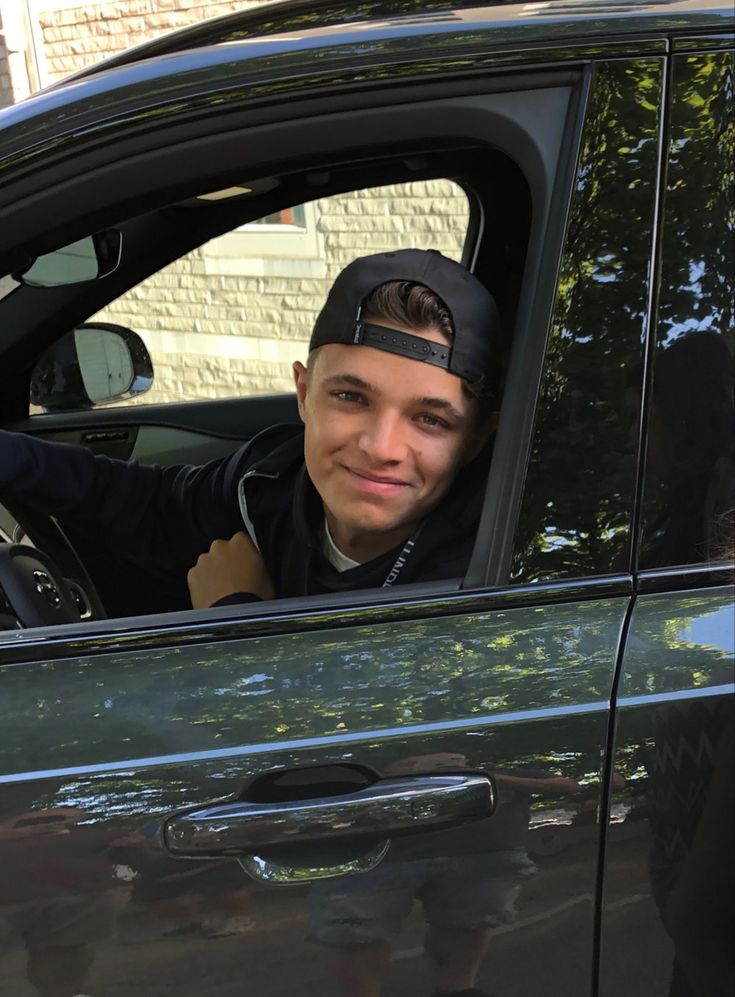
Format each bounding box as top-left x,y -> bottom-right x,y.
357,412 -> 407,463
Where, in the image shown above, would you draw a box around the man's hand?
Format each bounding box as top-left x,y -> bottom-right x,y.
187,532 -> 274,609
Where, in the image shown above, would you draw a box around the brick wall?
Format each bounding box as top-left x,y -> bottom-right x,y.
37,0 -> 267,82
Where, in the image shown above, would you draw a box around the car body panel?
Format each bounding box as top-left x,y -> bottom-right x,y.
0,594 -> 626,996
2,0 -> 731,188
57,0 -> 734,84
599,586 -> 734,997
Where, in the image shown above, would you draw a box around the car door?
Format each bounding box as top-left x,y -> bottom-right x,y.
0,32 -> 563,619
599,44 -> 735,997
0,49 -> 663,997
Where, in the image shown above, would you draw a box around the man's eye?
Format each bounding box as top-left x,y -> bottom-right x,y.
416,413 -> 449,430
333,390 -> 364,404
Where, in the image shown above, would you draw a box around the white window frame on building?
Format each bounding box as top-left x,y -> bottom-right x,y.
203,200 -> 326,279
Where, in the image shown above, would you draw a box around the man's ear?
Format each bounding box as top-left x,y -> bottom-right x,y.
293,361 -> 309,422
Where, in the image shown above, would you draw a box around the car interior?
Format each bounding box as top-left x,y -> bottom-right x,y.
0,79 -> 582,630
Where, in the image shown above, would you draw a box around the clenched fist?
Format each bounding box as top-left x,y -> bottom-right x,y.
187,532 -> 274,609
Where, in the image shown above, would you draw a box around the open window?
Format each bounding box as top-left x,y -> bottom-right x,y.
1,78 -> 577,628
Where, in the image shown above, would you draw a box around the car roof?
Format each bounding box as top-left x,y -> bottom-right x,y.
55,0 -> 735,87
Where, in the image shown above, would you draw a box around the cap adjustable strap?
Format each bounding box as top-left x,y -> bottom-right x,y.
353,321 -> 452,370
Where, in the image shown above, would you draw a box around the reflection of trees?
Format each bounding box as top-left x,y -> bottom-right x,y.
0,599 -> 627,818
656,52 -> 734,350
12,719 -> 606,828
622,592 -> 733,697
638,52 -> 735,567
512,60 -> 663,582
611,591 -> 733,784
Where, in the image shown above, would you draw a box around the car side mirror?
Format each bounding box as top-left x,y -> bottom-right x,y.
15,230 -> 122,288
30,323 -> 154,412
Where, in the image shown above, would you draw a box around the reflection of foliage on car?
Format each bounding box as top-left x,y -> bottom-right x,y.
657,53 -> 734,352
10,592 -> 730,820
0,598 -> 627,817
511,60 -> 664,582
638,52 -> 735,568
603,591 -> 733,786
622,592 -> 734,698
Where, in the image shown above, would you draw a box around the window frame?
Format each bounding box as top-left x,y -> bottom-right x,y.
634,48 -> 735,578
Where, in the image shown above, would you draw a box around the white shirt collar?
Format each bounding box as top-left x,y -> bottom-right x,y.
322,519 -> 361,572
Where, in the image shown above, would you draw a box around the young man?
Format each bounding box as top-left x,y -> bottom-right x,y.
0,249 -> 500,612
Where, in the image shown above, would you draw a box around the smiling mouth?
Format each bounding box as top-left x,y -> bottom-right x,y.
345,467 -> 412,492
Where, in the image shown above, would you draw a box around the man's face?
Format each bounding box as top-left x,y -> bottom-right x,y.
293,322 -> 483,563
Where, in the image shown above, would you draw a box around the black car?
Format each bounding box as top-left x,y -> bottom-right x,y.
0,2 -> 732,995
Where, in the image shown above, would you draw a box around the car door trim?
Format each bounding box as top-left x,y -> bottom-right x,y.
0,37 -> 671,178
0,571 -> 633,664
464,66 -> 591,589
628,50 -> 672,576
636,562 -> 735,593
671,32 -> 734,50
1,698 -> 614,787
616,681 -> 735,710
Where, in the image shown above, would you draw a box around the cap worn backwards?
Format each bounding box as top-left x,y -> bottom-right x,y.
309,249 -> 500,391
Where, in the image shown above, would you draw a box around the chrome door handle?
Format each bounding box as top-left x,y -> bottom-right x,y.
164,774 -> 495,882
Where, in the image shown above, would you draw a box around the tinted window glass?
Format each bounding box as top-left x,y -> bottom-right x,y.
511,60 -> 664,582
639,51 -> 735,569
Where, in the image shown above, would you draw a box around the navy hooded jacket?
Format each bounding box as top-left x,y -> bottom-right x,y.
0,425 -> 488,600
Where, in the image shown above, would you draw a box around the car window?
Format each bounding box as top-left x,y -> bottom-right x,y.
508,60 -> 663,583
638,51 -> 735,571
66,180 -> 470,409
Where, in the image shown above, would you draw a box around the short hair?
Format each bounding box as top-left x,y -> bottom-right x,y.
361,280 -> 454,343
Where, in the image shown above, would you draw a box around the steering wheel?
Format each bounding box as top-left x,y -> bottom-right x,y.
0,543 -> 87,627
0,509 -> 106,629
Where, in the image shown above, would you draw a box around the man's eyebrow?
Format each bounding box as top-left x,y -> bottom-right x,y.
323,373 -> 379,393
414,396 -> 465,421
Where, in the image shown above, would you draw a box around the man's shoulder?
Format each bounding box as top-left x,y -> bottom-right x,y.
228,422 -> 305,479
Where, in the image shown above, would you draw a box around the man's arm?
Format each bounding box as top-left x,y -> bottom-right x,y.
0,429 -> 246,573
187,532 -> 274,608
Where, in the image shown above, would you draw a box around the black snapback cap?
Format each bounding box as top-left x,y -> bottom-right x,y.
309,249 -> 500,390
